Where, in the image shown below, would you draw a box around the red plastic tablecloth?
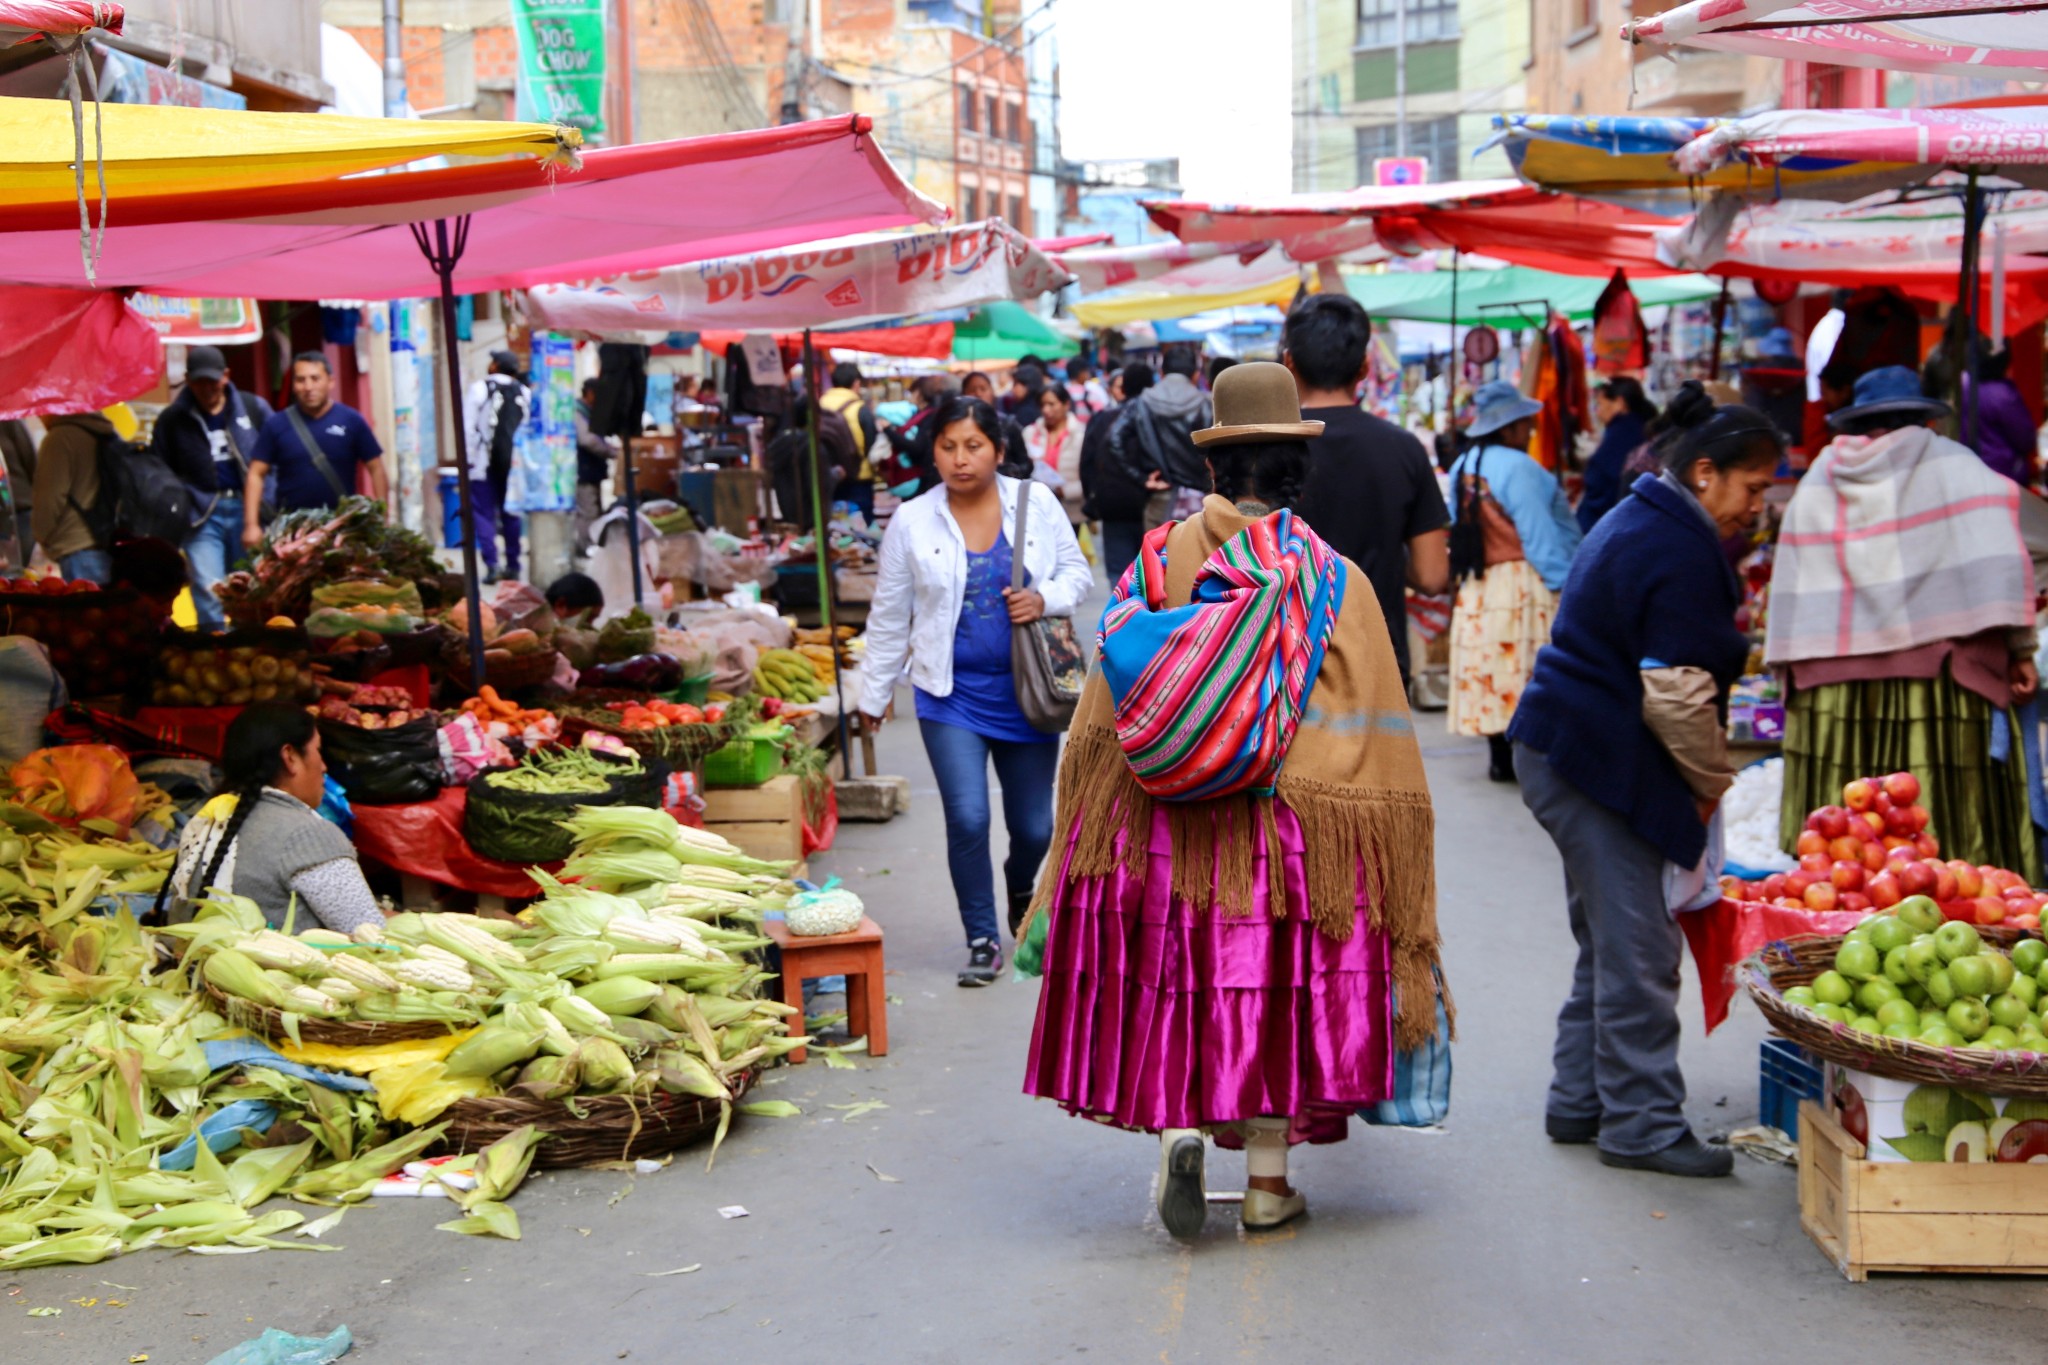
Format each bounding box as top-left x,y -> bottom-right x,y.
129,704 -> 244,761
1680,897 -> 1866,1034
350,785 -> 553,899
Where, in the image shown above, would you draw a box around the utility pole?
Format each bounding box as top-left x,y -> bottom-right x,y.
1394,0 -> 1407,158
778,0 -> 810,123
613,0 -> 636,144
381,0 -> 406,119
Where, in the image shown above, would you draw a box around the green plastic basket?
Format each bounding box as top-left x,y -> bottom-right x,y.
703,733 -> 787,787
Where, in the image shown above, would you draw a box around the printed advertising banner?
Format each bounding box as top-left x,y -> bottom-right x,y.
510,0 -> 606,138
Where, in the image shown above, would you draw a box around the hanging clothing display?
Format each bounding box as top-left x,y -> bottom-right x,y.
1589,270 -> 1648,377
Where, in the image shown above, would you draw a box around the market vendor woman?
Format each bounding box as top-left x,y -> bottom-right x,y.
164,703 -> 384,933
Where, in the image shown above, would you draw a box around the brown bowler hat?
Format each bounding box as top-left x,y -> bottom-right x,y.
1190,361 -> 1326,447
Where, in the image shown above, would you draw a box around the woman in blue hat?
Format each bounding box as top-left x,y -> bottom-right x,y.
1446,381 -> 1584,780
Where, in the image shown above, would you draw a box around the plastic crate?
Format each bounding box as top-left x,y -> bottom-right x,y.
1760,1038 -> 1823,1138
666,674 -> 713,707
703,734 -> 787,788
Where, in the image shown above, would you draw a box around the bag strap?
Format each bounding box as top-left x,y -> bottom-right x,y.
284,406 -> 349,501
1010,477 -> 1030,593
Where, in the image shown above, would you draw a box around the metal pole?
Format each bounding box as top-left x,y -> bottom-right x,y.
381,0 -> 406,119
1959,171 -> 1985,450
418,218 -> 488,691
802,331 -> 853,765
1708,277 -> 1731,380
1448,247 -> 1460,401
1394,0 -> 1407,159
621,416 -> 645,608
613,0 -> 636,145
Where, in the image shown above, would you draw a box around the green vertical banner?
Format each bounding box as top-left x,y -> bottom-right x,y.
509,0 -> 607,138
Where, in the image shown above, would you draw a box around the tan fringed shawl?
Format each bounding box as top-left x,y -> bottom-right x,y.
1034,496 -> 1452,1051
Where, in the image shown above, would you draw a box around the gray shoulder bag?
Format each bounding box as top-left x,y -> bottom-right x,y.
1009,478 -> 1085,734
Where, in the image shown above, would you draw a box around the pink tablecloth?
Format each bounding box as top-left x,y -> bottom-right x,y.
1680,897 -> 1866,1033
350,785 -> 553,899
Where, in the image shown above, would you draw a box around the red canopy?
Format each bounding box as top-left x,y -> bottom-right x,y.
0,1 -> 119,44
1142,180 -> 1537,244
0,285 -> 159,420
0,116 -> 948,300
698,324 -> 957,359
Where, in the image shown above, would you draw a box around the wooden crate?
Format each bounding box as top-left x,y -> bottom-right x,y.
704,815 -> 804,865
1797,1099 -> 2048,1281
701,773 -> 802,825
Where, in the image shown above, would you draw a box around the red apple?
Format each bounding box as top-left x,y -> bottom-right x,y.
1994,868 -> 2029,894
1860,840 -> 1888,872
1949,861 -> 1985,898
1785,871 -> 1815,897
1873,789 -> 1895,816
1812,806 -> 1851,840
1897,861 -> 1938,897
1832,860 -> 1867,892
1778,897 -> 1809,910
1861,811 -> 1888,836
1883,771 -> 1922,807
1804,881 -> 1840,911
1888,843 -> 1919,865
1796,829 -> 1829,858
1884,836 -> 1914,852
1843,778 -> 1878,812
2019,914 -> 2042,931
1828,835 -> 1865,864
1903,804 -> 1931,834
1913,833 -> 1942,859
1840,891 -> 1873,914
1934,866 -> 1959,902
1941,898 -> 1978,922
1760,873 -> 1789,901
1800,851 -> 1832,875
1977,897 -> 2010,926
1884,806 -> 1916,837
1866,871 -> 1903,908
2005,883 -> 2036,902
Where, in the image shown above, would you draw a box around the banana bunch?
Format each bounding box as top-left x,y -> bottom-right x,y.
753,648 -> 823,702
793,643 -> 838,681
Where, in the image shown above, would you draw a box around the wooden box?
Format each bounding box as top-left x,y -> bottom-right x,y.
1798,1099 -> 2048,1281
701,773 -> 802,825
704,815 -> 804,865
624,436 -> 680,497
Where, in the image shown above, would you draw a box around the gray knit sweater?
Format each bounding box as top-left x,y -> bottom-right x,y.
175,789 -> 378,933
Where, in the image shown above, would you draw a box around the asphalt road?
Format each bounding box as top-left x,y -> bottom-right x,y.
10,711 -> 2047,1363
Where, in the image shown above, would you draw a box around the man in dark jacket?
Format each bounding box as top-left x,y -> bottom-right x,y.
1082,362 -> 1154,583
574,377 -> 617,557
151,345 -> 272,630
1109,347 -> 1211,530
766,403 -> 856,530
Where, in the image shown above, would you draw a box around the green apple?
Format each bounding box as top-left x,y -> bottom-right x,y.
1813,970 -> 1855,1006
1883,1022 -> 1920,1040
1990,992 -> 2034,1030
1979,1025 -> 2022,1050
2010,974 -> 2040,1008
1895,896 -> 1944,935
1903,937 -> 1942,984
1836,939 -> 1883,981
1813,1003 -> 1855,1024
1856,977 -> 1903,1013
1920,1023 -> 1967,1048
1936,920 -> 1984,962
1925,967 -> 1957,1008
1920,1010 -> 1949,1032
1985,953 -> 2018,995
1877,999 -> 1922,1030
1948,997 -> 1993,1040
1851,1014 -> 1882,1034
1903,981 -> 1930,1008
1782,985 -> 1818,1008
2014,938 -> 2048,976
2019,1030 -> 2048,1052
1882,945 -> 1915,986
2037,960 -> 2048,994
1845,921 -> 1875,944
1867,916 -> 1915,954
1949,955 -> 1997,999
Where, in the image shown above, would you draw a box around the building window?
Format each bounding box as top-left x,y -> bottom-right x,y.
1006,101 -> 1023,145
1009,194 -> 1026,231
1356,116 -> 1459,183
986,94 -> 1002,141
1577,0 -> 1596,32
763,0 -> 793,20
959,84 -> 977,131
1356,0 -> 1458,49
963,185 -> 980,220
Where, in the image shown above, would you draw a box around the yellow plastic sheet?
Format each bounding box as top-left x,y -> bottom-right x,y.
276,1029 -> 476,1075
1069,271 -> 1303,328
0,98 -> 580,208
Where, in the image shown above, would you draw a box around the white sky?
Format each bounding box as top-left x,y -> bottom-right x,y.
1053,0 -> 1293,202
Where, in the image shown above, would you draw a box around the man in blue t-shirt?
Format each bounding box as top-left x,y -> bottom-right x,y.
243,351 -> 388,548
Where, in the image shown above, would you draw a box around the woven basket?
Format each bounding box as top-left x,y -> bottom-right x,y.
1739,933 -> 2048,1095
554,698 -> 748,770
443,639 -> 560,695
438,1068 -> 757,1167
203,983 -> 471,1048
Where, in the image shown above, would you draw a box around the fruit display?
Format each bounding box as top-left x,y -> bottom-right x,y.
1720,769 -> 2048,930
312,694 -> 428,730
753,647 -> 824,702
794,624 -> 857,669
605,697 -> 709,731
153,633 -> 316,707
0,576 -> 161,698
216,497 -> 442,627
1831,1068 -> 2048,1163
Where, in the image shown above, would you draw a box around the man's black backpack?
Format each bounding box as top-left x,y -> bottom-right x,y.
72,429 -> 196,546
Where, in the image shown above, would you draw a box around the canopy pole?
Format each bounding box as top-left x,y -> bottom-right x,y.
412,216 -> 488,691
621,430 -> 644,608
1958,170 -> 1986,451
1448,248 -> 1461,410
802,330 -> 853,768
1708,277 -> 1731,381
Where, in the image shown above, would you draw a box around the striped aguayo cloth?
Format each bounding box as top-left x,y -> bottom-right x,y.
1097,508 -> 1347,802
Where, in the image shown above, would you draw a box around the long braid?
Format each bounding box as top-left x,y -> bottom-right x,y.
194,781 -> 266,902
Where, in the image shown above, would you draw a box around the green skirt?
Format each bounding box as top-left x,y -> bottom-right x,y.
1779,673 -> 2043,885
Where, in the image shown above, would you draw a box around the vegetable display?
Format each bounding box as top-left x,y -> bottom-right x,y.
216,498 -> 442,627
606,697 -> 708,731
155,637 -> 317,708
459,687 -> 561,745
484,748 -> 642,795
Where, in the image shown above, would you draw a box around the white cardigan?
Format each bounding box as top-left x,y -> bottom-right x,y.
859,475 -> 1093,717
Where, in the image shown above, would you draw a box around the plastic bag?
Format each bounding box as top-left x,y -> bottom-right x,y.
304,606 -> 421,639
489,580 -> 555,641
8,743 -> 146,833
437,712 -> 514,786
317,716 -> 443,806
205,1325 -> 353,1365
463,754 -> 659,863
311,579 -> 424,616
597,606 -> 656,663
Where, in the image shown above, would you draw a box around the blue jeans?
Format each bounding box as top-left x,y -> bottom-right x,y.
919,718 -> 1060,946
1100,519 -> 1144,586
182,495 -> 242,631
59,548 -> 112,585
462,479 -> 521,576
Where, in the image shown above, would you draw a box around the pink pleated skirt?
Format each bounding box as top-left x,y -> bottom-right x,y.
1022,800 -> 1394,1143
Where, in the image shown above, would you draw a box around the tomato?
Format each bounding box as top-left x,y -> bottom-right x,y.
64,580 -> 98,594
38,576 -> 70,595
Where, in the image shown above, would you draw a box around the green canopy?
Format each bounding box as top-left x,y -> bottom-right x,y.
952,300 -> 1079,362
1343,265 -> 1721,329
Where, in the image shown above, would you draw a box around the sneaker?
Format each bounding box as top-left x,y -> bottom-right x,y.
1599,1131 -> 1734,1178
1157,1129 -> 1206,1241
1546,1113 -> 1600,1145
957,937 -> 1002,987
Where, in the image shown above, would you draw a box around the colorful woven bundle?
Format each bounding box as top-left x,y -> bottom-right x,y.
1098,509 -> 1347,801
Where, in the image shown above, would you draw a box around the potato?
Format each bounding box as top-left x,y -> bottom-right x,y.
225,688 -> 253,706
252,682 -> 279,702
200,667 -> 229,694
165,683 -> 194,705
194,690 -> 219,707
251,656 -> 280,682
226,661 -> 253,688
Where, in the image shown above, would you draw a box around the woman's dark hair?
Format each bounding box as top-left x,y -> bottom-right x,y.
962,370 -> 995,397
1207,439 -> 1307,510
1038,383 -> 1071,413
932,395 -> 1004,452
1654,380 -> 1784,477
1162,347 -> 1201,378
1983,345 -> 2014,383
998,419 -> 1033,479
1596,376 -> 1658,424
188,702 -> 319,910
545,571 -> 604,615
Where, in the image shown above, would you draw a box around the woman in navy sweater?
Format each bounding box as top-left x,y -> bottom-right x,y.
1509,383 -> 1783,1179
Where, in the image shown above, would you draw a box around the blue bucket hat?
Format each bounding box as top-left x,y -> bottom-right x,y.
1466,380 -> 1545,438
1825,364 -> 1951,432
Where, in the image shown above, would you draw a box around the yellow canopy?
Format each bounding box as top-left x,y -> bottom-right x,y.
1068,264 -> 1302,328
0,97 -> 580,208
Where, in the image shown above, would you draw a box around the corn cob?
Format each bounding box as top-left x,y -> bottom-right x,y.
299,928 -> 352,947
574,976 -> 663,1016
316,976 -> 364,1002
351,921 -> 388,945
237,931 -> 327,973
202,948 -> 292,1008
414,943 -> 467,970
277,983 -> 344,1017
547,993 -> 624,1039
326,952 -> 402,994
391,956 -> 473,992
424,915 -> 527,967
443,1025 -> 545,1078
603,917 -> 704,951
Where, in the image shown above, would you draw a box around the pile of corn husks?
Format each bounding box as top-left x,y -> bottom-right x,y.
1,805 -> 803,1268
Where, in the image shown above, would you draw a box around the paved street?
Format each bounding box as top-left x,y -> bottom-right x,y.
11,720 -> 2048,1363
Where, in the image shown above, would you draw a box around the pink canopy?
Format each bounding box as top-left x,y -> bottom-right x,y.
0,116 -> 947,299
1142,180 -> 1536,244
1624,0 -> 2048,78
1673,106 -> 2048,192
0,1 -> 119,44
0,285 -> 158,420
1052,240 -> 1251,290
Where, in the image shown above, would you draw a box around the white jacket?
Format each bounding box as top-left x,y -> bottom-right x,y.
859,475 -> 1093,717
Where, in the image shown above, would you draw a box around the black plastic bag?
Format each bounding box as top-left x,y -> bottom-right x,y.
317,715 -> 442,806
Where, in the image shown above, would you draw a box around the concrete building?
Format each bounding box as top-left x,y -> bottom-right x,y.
1057,158 -> 1181,247
0,0 -> 331,109
1292,0 -> 1530,192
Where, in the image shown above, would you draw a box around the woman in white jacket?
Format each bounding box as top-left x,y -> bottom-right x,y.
860,396 -> 1093,986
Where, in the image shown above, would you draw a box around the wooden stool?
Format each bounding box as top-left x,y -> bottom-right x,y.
765,916 -> 888,1064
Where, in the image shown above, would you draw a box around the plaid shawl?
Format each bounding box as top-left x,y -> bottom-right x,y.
1766,425 -> 2035,666
1098,508 -> 1346,801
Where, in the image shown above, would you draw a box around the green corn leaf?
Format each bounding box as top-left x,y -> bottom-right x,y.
437,1199 -> 520,1240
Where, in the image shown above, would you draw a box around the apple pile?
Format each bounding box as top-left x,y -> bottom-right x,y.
1719,770 -> 2047,930
1783,900 -> 2048,1051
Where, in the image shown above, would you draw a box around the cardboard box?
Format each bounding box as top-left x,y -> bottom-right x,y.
700,773 -> 801,826
704,816 -> 804,865
1826,1061 -> 2048,1163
